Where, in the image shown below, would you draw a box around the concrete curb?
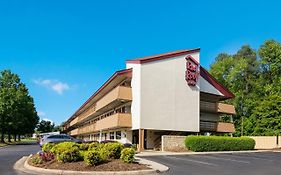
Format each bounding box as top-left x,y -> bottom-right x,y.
14,154 -> 169,175
136,149 -> 273,157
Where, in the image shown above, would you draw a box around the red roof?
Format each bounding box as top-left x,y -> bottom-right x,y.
126,48 -> 200,64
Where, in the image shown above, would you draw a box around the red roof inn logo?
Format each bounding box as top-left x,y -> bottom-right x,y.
185,55 -> 199,86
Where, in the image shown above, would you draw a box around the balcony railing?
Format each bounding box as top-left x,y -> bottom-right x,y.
217,103 -> 236,115
200,121 -> 235,133
78,123 -> 96,135
69,113 -> 132,136
95,86 -> 132,111
95,113 -> 132,131
216,122 -> 235,133
70,128 -> 79,136
70,117 -> 79,127
77,86 -> 132,123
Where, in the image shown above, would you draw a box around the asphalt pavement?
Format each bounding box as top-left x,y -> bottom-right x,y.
0,142 -> 40,175
2,144 -> 281,175
145,152 -> 281,175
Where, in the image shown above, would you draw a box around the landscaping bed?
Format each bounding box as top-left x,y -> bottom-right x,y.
28,155 -> 149,171
29,142 -> 151,172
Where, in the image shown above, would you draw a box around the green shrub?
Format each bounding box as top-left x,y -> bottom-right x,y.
88,142 -> 100,151
131,144 -> 137,151
56,147 -> 81,163
79,150 -> 87,159
50,142 -> 79,154
102,142 -> 124,159
120,148 -> 135,163
30,154 -> 43,165
50,142 -> 81,163
84,150 -> 104,166
79,143 -> 90,150
185,135 -> 255,152
42,143 -> 56,153
98,147 -> 110,160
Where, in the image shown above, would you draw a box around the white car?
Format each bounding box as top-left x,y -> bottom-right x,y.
39,134 -> 83,146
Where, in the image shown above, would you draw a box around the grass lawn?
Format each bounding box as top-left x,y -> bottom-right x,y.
2,138 -> 37,145
0,143 -> 7,147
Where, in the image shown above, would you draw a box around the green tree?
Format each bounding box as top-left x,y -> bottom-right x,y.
210,40 -> 281,136
210,45 -> 258,136
37,120 -> 55,133
0,70 -> 38,143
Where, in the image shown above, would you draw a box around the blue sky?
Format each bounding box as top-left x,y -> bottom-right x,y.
1,0 -> 281,125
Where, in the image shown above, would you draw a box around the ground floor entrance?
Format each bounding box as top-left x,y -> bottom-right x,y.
77,128 -> 190,151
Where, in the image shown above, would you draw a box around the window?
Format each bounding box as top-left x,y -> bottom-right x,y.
121,106 -> 125,113
47,135 -> 56,139
63,135 -> 71,139
116,131 -> 121,139
110,132 -> 115,140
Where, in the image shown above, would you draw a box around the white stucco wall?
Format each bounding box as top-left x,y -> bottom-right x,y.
127,52 -> 200,132
126,63 -> 142,130
199,77 -> 224,96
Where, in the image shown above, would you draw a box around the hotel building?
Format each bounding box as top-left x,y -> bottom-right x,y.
62,48 -> 236,151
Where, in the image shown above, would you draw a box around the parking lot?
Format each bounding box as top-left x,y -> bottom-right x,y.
145,151 -> 281,175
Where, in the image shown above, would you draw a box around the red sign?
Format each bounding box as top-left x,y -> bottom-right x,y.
185,55 -> 199,86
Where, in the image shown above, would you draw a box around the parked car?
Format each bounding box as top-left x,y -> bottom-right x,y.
99,140 -> 118,144
39,134 -> 83,146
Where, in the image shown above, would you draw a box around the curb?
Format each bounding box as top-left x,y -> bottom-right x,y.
136,149 -> 273,157
14,154 -> 169,175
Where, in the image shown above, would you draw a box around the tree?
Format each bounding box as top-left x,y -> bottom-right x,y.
0,70 -> 38,143
36,120 -> 55,133
210,40 -> 281,136
210,45 -> 258,136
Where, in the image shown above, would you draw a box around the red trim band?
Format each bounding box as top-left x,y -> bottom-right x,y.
200,66 -> 235,99
126,48 -> 200,64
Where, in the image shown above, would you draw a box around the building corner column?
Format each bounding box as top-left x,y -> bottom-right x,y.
138,129 -> 144,152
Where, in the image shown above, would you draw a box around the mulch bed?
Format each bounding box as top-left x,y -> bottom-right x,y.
28,155 -> 150,172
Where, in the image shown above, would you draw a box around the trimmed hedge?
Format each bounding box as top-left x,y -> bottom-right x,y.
185,135 -> 255,152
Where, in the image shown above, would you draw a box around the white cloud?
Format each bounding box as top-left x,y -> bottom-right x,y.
37,111 -> 46,117
34,79 -> 70,95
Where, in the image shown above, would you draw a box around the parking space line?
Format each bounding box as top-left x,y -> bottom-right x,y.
165,156 -> 218,166
203,155 -> 250,164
